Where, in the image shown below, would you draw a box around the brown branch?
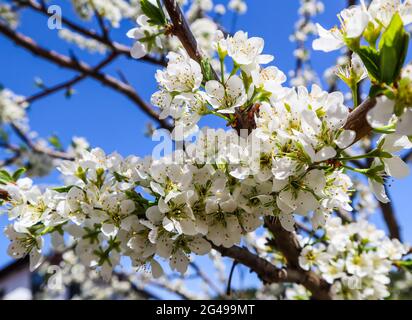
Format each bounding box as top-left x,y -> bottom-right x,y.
23,52 -> 117,104
15,0 -> 166,66
0,20 -> 173,130
264,217 -> 332,300
379,186 -> 402,240
212,244 -> 293,284
213,242 -> 331,299
11,123 -> 74,160
343,97 -> 376,144
163,0 -> 203,64
163,0 -> 218,80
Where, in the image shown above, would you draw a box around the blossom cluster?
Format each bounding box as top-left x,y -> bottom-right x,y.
71,0 -> 140,27
288,0 -> 324,86
0,3 -> 19,28
298,217 -> 409,299
127,0 -> 245,59
313,0 -> 412,53
1,114 -> 354,280
0,88 -> 28,124
3,12 -> 412,286
2,0 -> 412,301
367,66 -> 412,136
313,0 -> 412,135
35,251 -> 145,300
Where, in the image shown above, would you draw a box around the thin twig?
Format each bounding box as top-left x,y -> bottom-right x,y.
190,262 -> 224,297
11,123 -> 74,160
0,21 -> 173,130
226,260 -> 238,296
23,52 -> 117,105
379,185 -> 402,240
15,0 -> 166,66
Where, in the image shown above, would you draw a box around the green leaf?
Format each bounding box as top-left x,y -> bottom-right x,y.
397,259 -> 412,272
140,0 -> 166,26
48,135 -> 63,151
378,13 -> 409,84
52,185 -> 75,193
12,168 -> 26,181
0,170 -> 13,184
369,85 -> 395,99
363,21 -> 381,48
355,46 -> 380,80
369,84 -> 384,97
65,88 -> 75,99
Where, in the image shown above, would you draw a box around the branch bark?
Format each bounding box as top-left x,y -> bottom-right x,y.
23,52 -> 117,104
11,123 -> 74,160
15,0 -> 166,66
0,20 -> 173,130
264,217 -> 332,299
163,0 -> 204,64
379,186 -> 402,240
343,97 -> 376,144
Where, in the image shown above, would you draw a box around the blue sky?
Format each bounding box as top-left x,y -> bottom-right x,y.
1,0 -> 412,294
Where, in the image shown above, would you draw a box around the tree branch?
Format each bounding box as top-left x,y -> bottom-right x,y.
23,52 -> 117,104
14,0 -> 166,66
213,242 -> 331,299
163,0 -> 203,64
11,123 -> 74,160
379,185 -> 402,240
343,97 -> 376,144
0,20 -> 173,130
264,217 -> 332,300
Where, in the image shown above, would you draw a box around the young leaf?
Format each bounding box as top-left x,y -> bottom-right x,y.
0,170 -> 13,184
52,185 -> 75,193
355,46 -> 380,81
140,0 -> 166,26
12,168 -> 26,181
363,22 -> 381,48
378,13 -> 409,84
48,135 -> 63,151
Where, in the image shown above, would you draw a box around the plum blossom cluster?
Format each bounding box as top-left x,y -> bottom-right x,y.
367,65 -> 412,136
3,0 -> 412,301
289,0 -> 324,86
313,0 -> 412,134
35,251 -> 146,300
0,3 -> 19,28
0,88 -> 28,124
127,0 -> 235,59
2,112 -> 355,280
298,217 -> 409,299
71,0 -> 139,27
313,0 -> 412,53
4,19 -> 412,284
